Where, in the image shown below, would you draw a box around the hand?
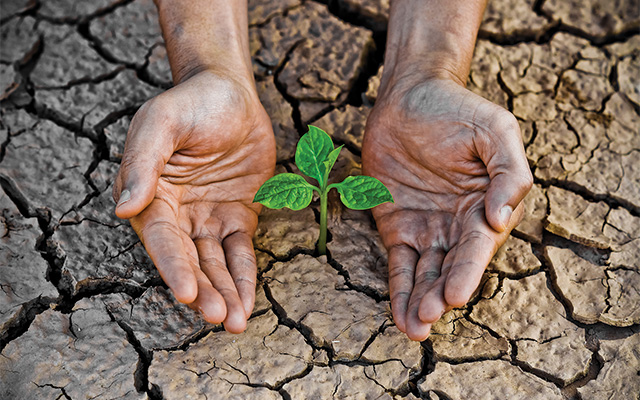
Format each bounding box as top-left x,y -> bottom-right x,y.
362,78 -> 532,341
113,70 -> 276,333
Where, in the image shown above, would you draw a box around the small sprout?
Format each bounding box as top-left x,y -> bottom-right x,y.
254,125 -> 393,255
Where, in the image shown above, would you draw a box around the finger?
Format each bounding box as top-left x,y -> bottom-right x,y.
387,244 -> 419,333
190,268 -> 227,324
113,102 -> 175,219
418,249 -> 457,323
133,203 -> 198,304
443,211 -> 502,308
405,246 -> 446,341
195,238 -> 248,334
223,232 -> 258,318
418,278 -> 453,323
476,112 -> 533,232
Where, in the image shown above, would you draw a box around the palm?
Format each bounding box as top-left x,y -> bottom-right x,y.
115,71 -> 276,333
146,110 -> 274,233
362,79 -> 531,341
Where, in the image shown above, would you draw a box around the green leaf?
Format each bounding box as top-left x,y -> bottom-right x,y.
295,125 -> 334,185
323,145 -> 343,179
253,173 -> 316,210
331,175 -> 394,210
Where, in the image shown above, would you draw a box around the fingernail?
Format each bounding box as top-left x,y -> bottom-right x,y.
117,190 -> 131,207
499,205 -> 513,228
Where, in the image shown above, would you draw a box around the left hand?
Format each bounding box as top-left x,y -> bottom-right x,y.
362,77 -> 532,341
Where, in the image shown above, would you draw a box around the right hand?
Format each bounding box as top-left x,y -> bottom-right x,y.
113,70 -> 276,333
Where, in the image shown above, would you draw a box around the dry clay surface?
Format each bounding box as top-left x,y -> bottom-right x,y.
1,0 -> 639,399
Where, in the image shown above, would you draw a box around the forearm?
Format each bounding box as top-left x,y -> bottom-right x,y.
382,0 -> 487,89
154,0 -> 253,85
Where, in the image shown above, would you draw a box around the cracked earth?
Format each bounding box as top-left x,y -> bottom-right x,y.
1,0 -> 639,399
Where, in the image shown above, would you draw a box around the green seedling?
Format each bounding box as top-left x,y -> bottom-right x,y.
254,125 -> 394,255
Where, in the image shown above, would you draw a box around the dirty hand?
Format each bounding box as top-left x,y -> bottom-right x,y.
113,70 -> 276,333
362,77 -> 532,341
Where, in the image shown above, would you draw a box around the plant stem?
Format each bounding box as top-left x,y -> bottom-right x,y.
319,189 -> 328,255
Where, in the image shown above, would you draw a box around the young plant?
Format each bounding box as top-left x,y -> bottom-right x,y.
253,125 -> 393,255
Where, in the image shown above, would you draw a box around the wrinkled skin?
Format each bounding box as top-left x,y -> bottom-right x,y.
362,78 -> 532,341
113,70 -> 276,333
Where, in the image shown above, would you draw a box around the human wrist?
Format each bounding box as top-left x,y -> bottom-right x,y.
154,0 -> 254,85
172,62 -> 256,94
379,0 -> 487,96
379,58 -> 467,100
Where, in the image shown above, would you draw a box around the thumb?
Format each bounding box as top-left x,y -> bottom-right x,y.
484,170 -> 533,232
113,108 -> 175,219
478,112 -> 533,232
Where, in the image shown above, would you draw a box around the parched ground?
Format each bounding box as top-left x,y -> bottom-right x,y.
1,0 -> 639,399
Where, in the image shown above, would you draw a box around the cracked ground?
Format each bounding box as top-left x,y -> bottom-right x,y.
1,0 -> 639,398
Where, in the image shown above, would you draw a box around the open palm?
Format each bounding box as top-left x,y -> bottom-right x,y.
113,71 -> 276,333
362,79 -> 532,341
